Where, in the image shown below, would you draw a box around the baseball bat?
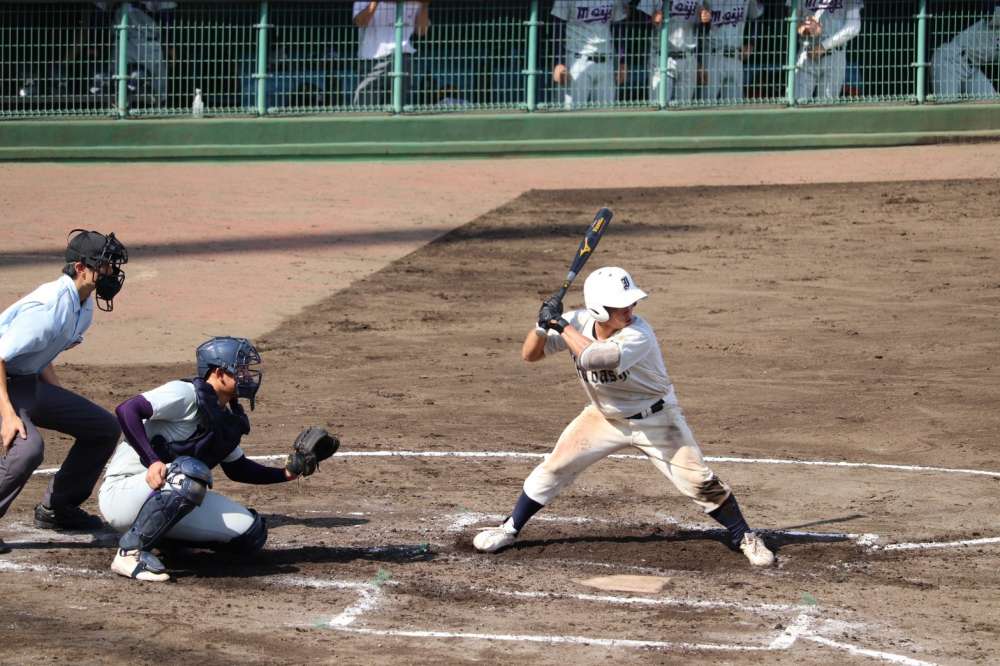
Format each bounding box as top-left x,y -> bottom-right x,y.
554,207 -> 613,302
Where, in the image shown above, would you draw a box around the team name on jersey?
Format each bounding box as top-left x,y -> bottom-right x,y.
671,0 -> 700,20
576,4 -> 615,23
711,6 -> 746,26
804,0 -> 845,11
577,365 -> 630,385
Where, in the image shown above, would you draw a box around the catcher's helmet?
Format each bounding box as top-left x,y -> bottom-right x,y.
65,229 -> 128,312
583,267 -> 648,323
196,336 -> 263,409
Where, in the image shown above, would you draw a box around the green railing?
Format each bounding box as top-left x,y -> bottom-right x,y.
1,1 -> 997,119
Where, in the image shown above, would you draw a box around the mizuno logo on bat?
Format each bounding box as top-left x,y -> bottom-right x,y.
592,219 -> 606,233
580,240 -> 592,256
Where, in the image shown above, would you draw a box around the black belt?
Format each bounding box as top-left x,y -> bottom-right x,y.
668,51 -> 689,59
576,53 -> 608,64
713,47 -> 741,58
627,398 -> 665,420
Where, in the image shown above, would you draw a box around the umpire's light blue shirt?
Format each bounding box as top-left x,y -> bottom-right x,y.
0,275 -> 93,376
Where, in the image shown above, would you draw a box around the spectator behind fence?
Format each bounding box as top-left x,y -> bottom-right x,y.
550,1 -> 630,110
96,2 -> 175,106
701,0 -> 764,102
637,1 -> 710,105
789,0 -> 863,101
352,1 -> 430,108
932,6 -> 1000,99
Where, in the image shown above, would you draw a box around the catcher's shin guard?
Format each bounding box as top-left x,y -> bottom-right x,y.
119,456 -> 212,553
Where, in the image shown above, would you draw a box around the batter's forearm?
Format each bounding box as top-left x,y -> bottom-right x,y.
560,326 -> 592,358
522,328 -> 547,362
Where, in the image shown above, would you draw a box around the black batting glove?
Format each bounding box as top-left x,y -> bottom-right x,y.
545,317 -> 569,334
537,297 -> 563,328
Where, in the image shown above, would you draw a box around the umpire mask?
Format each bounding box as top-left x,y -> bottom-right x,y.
66,229 -> 129,312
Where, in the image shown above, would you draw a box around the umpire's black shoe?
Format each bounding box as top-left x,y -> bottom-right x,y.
33,503 -> 105,531
0,537 -> 11,554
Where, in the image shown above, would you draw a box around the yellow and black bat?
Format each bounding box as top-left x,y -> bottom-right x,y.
554,207 -> 613,302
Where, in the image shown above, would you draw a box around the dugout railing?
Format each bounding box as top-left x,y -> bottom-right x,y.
0,1 -> 997,120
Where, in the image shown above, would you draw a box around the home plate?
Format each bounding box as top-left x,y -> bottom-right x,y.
575,575 -> 671,594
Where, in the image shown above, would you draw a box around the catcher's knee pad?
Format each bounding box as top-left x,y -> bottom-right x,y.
523,464 -> 572,506
119,456 -> 212,552
214,508 -> 268,556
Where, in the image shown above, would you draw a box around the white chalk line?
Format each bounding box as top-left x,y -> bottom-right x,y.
320,578 -> 932,664
0,555 -> 933,664
803,635 -> 935,666
23,448 -> 1000,552
27,450 -> 1000,480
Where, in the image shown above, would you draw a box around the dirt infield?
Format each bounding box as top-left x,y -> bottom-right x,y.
2,164 -> 999,663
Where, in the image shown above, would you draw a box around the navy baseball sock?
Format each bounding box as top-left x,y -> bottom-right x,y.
510,492 -> 544,532
708,494 -> 750,549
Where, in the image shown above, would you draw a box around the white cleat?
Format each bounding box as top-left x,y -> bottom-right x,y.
473,517 -> 519,553
111,548 -> 171,582
739,532 -> 775,567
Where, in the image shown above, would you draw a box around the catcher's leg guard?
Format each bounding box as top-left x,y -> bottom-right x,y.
212,508 -> 268,555
118,456 -> 212,553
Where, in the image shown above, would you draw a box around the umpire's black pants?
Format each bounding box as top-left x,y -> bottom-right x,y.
0,375 -> 120,518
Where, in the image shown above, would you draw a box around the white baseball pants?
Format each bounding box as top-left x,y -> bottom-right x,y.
522,403 -> 732,512
99,471 -> 256,544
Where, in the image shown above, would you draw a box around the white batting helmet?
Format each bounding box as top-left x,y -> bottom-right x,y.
583,267 -> 648,323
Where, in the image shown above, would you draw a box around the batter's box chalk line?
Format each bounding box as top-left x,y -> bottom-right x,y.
315,574 -> 934,665
26,449 -> 1000,552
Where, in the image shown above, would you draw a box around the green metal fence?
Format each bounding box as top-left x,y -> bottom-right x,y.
1,1 -> 998,119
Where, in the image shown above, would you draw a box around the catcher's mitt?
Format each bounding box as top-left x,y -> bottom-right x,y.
286,426 -> 340,477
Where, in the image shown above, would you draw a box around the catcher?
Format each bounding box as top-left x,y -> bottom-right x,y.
98,336 -> 338,582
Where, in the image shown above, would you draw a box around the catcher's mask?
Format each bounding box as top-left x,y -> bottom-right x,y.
583,267 -> 648,323
196,336 -> 263,410
65,229 -> 128,312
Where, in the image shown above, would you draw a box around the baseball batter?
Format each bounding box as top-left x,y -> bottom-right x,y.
99,336 -> 337,582
637,0 -> 710,105
473,267 -> 774,567
932,7 -> 1000,99
789,0 -> 864,101
701,0 -> 764,102
551,0 -> 630,109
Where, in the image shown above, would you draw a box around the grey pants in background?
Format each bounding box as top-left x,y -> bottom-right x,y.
0,375 -> 120,519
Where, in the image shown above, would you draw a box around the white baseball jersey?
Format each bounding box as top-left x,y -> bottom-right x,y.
704,0 -> 763,51
637,0 -> 703,55
787,0 -> 863,51
947,15 -> 1000,66
104,380 -> 244,479
542,309 -> 674,420
551,0 -> 629,57
353,1 -> 425,59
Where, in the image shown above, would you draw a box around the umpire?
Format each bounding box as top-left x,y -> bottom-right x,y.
0,229 -> 128,553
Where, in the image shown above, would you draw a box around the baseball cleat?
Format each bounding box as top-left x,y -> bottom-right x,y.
473,517 -> 518,553
739,532 -> 775,567
34,503 -> 105,532
111,548 -> 170,582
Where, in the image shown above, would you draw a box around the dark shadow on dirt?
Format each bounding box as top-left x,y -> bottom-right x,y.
163,543 -> 435,580
263,513 -> 369,529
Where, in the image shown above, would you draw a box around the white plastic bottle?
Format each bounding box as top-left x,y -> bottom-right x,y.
192,88 -> 204,118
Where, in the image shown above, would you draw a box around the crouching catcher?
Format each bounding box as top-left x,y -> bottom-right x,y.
98,336 -> 339,582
